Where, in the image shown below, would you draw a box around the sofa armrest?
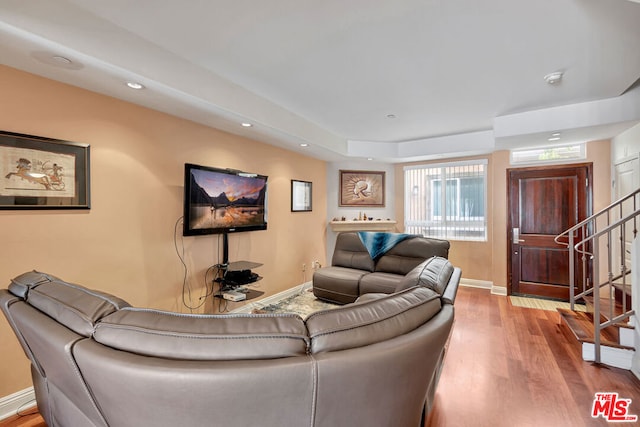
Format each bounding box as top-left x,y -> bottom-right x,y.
396,258 -> 461,305
441,267 -> 461,305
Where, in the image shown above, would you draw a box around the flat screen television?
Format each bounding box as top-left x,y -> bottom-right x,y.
183,163 -> 268,236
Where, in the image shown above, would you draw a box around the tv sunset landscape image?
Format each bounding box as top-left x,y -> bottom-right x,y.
186,166 -> 267,234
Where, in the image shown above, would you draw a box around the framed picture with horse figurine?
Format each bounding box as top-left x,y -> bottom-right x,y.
0,131 -> 90,209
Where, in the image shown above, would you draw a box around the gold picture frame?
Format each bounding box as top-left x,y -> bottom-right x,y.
339,170 -> 385,207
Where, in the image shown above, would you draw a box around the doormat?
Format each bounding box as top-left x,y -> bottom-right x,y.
251,288 -> 340,319
509,296 -> 587,312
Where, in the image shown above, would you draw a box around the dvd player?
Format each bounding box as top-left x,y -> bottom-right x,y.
221,290 -> 246,302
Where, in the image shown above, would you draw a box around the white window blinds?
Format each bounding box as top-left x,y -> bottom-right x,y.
404,159 -> 487,241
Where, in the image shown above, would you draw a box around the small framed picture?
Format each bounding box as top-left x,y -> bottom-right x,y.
339,170 -> 385,207
0,131 -> 90,209
291,179 -> 312,212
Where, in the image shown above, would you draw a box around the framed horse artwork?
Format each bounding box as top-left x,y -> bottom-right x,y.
0,131 -> 90,209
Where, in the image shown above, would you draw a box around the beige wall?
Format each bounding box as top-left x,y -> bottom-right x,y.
395,141 -> 611,290
0,66 -> 327,397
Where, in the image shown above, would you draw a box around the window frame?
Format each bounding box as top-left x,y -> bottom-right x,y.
404,159 -> 488,241
510,143 -> 586,165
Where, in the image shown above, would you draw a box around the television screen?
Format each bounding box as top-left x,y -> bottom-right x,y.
183,163 -> 267,236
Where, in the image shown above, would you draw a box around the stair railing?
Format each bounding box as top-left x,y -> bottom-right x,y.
555,188 -> 640,363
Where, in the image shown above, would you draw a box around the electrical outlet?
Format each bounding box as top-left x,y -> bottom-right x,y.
302,263 -> 307,272
312,260 -> 321,269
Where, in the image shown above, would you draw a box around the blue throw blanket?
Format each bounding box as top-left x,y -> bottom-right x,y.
357,232 -> 417,260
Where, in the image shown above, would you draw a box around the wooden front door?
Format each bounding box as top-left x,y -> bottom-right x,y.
508,164 -> 592,300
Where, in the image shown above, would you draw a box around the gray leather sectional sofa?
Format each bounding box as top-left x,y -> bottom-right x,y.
313,231 -> 461,304
1,269 -> 457,427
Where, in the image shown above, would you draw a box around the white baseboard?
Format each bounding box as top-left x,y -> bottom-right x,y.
460,278 -> 507,295
582,343 -> 635,370
0,387 -> 35,421
491,286 -> 508,296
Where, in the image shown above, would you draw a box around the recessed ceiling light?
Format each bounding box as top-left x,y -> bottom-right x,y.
386,114 -> 396,119
544,71 -> 563,84
367,157 -> 374,161
31,51 -> 83,70
548,132 -> 562,141
51,55 -> 72,65
126,82 -> 145,90
241,122 -> 253,127
300,143 -> 309,147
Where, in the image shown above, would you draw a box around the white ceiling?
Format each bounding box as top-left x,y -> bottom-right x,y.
1,0 -> 640,162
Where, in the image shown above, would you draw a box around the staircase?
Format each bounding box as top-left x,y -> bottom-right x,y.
554,189 -> 639,370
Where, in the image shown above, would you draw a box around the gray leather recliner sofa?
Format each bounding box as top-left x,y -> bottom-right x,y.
313,232 -> 460,304
1,270 -> 456,427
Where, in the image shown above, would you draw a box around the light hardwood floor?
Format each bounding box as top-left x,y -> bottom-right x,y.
2,286 -> 639,427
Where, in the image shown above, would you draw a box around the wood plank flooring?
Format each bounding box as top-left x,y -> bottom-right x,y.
427,287 -> 640,427
1,286 -> 639,427
558,308 -> 633,349
0,410 -> 44,427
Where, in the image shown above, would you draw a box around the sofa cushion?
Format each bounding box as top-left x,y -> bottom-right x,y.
9,270 -> 63,298
94,308 -> 309,360
375,237 -> 450,275
312,267 -> 367,304
11,272 -> 130,337
331,232 -> 375,272
306,286 -> 441,353
396,257 -> 454,296
359,272 -> 401,295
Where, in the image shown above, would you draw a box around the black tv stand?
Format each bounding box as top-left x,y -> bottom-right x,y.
216,260 -> 263,288
222,233 -> 229,265
213,260 -> 264,303
216,233 -> 263,285
213,234 -> 264,304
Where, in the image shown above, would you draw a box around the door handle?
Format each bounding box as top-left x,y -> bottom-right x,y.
513,227 -> 525,244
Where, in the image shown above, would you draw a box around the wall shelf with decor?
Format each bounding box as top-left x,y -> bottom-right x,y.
329,220 -> 397,233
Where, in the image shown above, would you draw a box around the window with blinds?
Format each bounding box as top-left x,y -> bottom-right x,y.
404,159 -> 487,241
